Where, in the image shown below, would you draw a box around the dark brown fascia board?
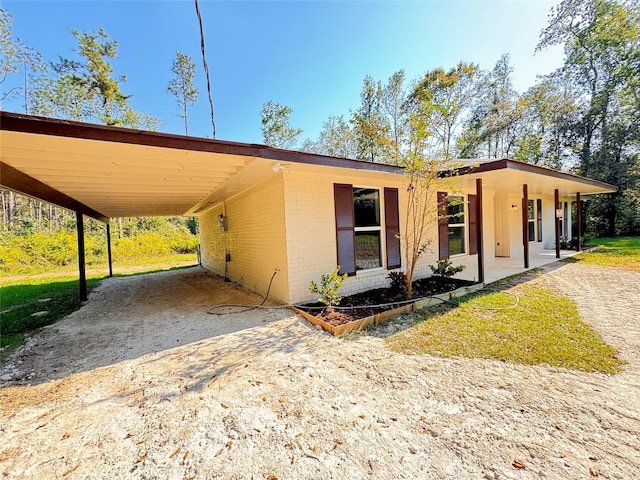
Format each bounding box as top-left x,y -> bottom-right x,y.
1,111 -> 403,174
257,147 -> 403,174
0,162 -> 109,222
446,158 -> 617,193
1,111 -> 262,157
1,112 -> 615,189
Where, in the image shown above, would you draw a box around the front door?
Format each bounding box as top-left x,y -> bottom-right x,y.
494,196 -> 510,257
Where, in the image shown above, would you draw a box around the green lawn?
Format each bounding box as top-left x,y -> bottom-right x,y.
0,262 -> 198,366
1,275 -> 103,364
386,281 -> 623,374
569,236 -> 640,271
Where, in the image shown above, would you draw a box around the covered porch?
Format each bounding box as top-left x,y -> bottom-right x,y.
483,248 -> 582,284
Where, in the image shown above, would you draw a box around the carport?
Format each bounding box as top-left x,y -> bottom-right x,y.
0,111 -> 297,299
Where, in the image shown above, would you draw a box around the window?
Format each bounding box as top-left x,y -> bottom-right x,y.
448,196 -> 466,255
438,192 -> 477,259
353,187 -> 382,270
528,199 -> 535,242
537,199 -> 542,242
333,184 -> 400,275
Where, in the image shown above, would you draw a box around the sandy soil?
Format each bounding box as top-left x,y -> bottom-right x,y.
1,263 -> 639,479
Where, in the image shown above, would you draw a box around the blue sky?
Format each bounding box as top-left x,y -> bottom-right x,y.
2,0 -> 563,144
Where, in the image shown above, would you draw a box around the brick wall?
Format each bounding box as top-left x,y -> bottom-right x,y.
199,175 -> 290,303
282,169 -> 437,304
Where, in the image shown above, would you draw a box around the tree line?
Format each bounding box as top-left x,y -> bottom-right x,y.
261,0 -> 640,237
0,8 -> 199,236
1,1 -> 638,240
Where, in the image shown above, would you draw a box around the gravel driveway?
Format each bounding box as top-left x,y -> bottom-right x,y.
1,262 -> 639,479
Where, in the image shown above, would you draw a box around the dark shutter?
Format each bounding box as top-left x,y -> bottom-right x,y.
537,199 -> 543,242
468,194 -> 478,255
384,187 -> 401,269
334,184 -> 356,276
437,192 -> 449,260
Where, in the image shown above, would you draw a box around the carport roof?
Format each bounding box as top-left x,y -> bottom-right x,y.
1,111 -> 615,221
0,111 -> 400,220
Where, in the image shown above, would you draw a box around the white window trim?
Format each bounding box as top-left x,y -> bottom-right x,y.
448,195 -> 466,256
353,186 -> 385,272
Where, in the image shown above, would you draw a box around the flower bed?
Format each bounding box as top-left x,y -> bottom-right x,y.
292,277 -> 484,336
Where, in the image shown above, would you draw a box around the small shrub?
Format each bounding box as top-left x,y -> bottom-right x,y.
309,267 -> 348,306
386,271 -> 407,296
429,259 -> 466,278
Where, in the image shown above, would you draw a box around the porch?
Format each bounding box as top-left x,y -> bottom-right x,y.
483,249 -> 582,284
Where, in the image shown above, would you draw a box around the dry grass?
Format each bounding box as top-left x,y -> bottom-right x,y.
386,283 -> 623,374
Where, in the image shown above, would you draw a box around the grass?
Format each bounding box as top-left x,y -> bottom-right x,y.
1,275 -> 103,365
0,261 -> 198,366
386,282 -> 623,374
566,236 -> 640,271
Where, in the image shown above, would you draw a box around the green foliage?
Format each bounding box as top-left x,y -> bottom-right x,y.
0,219 -> 198,275
30,28 -> 159,129
351,75 -> 390,162
309,267 -> 348,306
386,271 -> 407,296
429,259 -> 466,277
167,51 -> 198,135
260,101 -> 302,149
387,284 -> 623,374
301,115 -> 357,159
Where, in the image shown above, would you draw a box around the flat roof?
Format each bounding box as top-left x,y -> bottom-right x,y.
1,111 -> 615,220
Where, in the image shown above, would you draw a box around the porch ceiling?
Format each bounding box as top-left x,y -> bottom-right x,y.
0,112 -> 399,220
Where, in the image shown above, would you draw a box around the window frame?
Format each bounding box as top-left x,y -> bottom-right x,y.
353,186 -> 383,271
334,183 -> 400,276
447,195 -> 466,256
527,199 -> 535,242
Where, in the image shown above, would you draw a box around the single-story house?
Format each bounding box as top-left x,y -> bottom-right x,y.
0,112 -> 616,303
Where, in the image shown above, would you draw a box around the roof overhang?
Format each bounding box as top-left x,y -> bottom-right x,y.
1,112 -> 615,221
448,158 -> 616,198
0,111 -> 400,220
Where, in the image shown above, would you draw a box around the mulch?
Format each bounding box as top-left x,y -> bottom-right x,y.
297,277 -> 474,326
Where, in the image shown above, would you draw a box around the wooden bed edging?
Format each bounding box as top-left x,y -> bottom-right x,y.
291,282 -> 485,336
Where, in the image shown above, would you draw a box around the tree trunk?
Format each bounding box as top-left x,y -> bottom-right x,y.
7,190 -> 15,229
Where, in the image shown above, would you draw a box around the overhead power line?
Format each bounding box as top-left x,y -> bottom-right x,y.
194,0 -> 216,139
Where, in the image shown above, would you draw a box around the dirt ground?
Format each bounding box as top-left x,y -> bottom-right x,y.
1,263 -> 639,479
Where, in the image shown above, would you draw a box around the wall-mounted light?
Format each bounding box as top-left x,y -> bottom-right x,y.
511,204 -> 518,211
272,162 -> 290,173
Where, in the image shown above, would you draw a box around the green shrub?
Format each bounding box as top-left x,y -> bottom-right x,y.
386,271 -> 407,296
309,267 -> 348,306
429,259 -> 466,277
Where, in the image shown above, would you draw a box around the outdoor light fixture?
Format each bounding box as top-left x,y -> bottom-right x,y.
511,204 -> 518,210
272,163 -> 290,173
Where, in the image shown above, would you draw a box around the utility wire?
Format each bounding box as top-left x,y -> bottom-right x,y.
194,0 -> 216,139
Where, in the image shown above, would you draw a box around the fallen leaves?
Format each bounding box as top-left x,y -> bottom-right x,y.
62,463 -> 80,476
512,459 -> 526,470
